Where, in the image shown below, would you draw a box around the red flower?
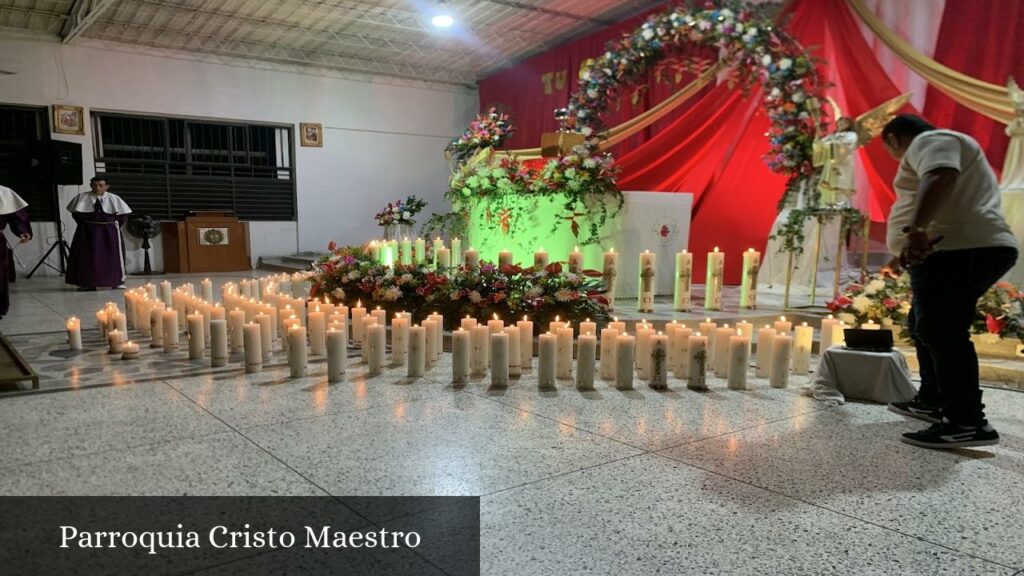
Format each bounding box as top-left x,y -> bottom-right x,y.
544,262 -> 563,275
847,284 -> 863,294
883,298 -> 898,309
986,314 -> 1006,335
310,283 -> 321,298
500,264 -> 523,276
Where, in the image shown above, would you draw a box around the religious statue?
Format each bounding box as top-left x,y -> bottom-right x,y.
1008,76 -> 1024,137
813,117 -> 859,206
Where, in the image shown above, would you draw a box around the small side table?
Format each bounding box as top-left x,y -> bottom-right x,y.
810,347 -> 917,404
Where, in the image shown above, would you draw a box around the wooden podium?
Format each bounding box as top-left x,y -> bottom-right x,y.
162,212 -> 251,273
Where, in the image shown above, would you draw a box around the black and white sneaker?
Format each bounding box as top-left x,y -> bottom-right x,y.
901,422 -> 1000,449
888,398 -> 942,423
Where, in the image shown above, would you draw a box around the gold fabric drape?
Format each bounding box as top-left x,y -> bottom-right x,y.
846,0 -> 1014,125
500,62 -> 723,159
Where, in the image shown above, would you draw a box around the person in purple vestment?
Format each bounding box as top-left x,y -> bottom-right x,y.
0,185 -> 33,318
65,176 -> 132,292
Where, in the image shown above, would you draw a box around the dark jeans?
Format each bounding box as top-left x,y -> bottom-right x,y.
908,246 -> 1018,426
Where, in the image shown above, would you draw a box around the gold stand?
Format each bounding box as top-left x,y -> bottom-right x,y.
783,251 -> 794,309
808,217 -> 824,306
834,213 -> 846,298
861,218 -> 871,279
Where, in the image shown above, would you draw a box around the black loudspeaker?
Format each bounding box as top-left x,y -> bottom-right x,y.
51,140 -> 83,185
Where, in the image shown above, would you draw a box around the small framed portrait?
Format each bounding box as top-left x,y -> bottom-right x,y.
52,105 -> 85,135
299,123 -> 323,147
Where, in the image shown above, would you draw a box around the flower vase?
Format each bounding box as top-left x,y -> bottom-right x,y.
382,223 -> 415,242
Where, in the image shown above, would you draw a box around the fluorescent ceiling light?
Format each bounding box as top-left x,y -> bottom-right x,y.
431,14 -> 454,28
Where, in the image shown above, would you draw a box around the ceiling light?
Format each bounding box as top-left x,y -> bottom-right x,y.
431,14 -> 454,28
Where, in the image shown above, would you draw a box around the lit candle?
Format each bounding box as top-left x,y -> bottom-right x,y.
687,332 -> 708,391
367,323 -> 386,376
533,247 -> 549,269
728,330 -> 751,390
108,329 -> 124,354
740,248 -> 761,309
451,237 -> 462,266
120,340 -> 140,360
287,325 -> 307,378
400,237 -> 413,266
735,321 -> 754,356
770,332 -> 793,388
432,237 -> 444,267
490,331 -> 509,388
414,237 -> 426,264
832,321 -> 847,348
210,319 -> 228,367
308,307 -> 326,356
326,327 -> 346,383
756,325 -> 777,378
599,327 -> 619,380
187,312 -> 205,360
351,301 -> 367,344
487,314 -> 505,336
602,248 -> 619,311
698,318 -> 718,364
548,315 -> 565,333
255,313 -> 273,361
774,315 -> 793,335
517,316 -> 534,370
452,328 -> 470,384
861,319 -> 881,330
556,324 -> 574,380
391,315 -> 410,366
368,241 -> 380,262
162,309 -> 179,352
422,318 -> 439,367
461,315 -> 479,332
498,248 -> 514,268
608,317 -> 627,336
538,332 -> 557,389
505,325 -> 521,377
576,331 -> 597,390
228,308 -> 246,354
112,312 -> 127,336
673,250 -> 693,312
713,324 -> 735,378
96,309 -> 108,338
464,247 -> 480,270
66,317 -> 82,351
360,316 -> 377,363
635,322 -> 655,380
568,246 -> 584,274
408,325 -> 426,377
243,323 -> 262,374
670,325 -> 692,379
638,250 -> 656,312
471,325 -> 490,376
705,247 -> 725,310
436,247 -> 451,270
649,331 -> 669,389
792,322 -> 814,375
615,333 -> 635,390
579,318 -> 597,338
160,280 -> 173,307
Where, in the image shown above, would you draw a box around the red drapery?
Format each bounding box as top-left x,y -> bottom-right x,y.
922,0 -> 1024,168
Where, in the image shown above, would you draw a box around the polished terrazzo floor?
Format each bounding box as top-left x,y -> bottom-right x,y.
1,275 -> 1023,575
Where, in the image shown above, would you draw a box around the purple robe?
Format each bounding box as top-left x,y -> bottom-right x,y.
0,208 -> 31,317
66,206 -> 128,288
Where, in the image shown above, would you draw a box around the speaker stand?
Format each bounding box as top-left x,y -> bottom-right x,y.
130,236 -> 164,276
27,220 -> 70,279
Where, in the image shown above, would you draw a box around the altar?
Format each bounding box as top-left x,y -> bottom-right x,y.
466,191 -> 692,298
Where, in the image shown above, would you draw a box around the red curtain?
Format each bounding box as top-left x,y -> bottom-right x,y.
923,0 -> 1024,168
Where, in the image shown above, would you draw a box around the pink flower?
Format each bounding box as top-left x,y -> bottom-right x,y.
883,298 -> 898,309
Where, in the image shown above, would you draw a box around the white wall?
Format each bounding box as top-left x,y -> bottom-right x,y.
0,36 -> 477,276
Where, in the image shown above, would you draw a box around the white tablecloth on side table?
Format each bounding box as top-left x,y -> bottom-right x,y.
807,347 -> 917,405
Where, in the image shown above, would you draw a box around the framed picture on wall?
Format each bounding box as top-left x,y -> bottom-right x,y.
299,122 -> 323,147
52,104 -> 85,135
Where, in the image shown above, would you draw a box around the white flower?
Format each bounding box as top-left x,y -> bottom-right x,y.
468,291 -> 482,303
555,289 -> 575,302
382,286 -> 402,301
587,89 -> 599,99
864,279 -> 886,296
778,58 -> 793,70
641,28 -> 655,41
746,27 -> 758,37
583,158 -> 598,169
581,126 -> 594,137
838,313 -> 856,325
852,295 -> 872,314
791,91 -> 806,104
899,301 -> 912,315
332,288 -> 345,300
720,8 -> 734,18
402,211 -> 411,219
769,87 -> 781,99
761,54 -> 772,67
526,286 -> 543,298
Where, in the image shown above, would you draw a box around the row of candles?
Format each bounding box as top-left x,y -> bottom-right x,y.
367,237 -> 762,314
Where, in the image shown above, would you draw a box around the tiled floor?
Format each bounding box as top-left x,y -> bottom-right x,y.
1,276 -> 1023,575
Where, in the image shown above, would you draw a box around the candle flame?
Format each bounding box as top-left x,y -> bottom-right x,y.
748,248 -> 754,252
714,246 -> 720,252
523,315 -> 528,321
574,245 -> 580,252
802,322 -> 808,327
780,315 -> 786,321
705,317 -> 711,323
737,330 -> 743,337
356,300 -> 362,307
555,315 -> 560,322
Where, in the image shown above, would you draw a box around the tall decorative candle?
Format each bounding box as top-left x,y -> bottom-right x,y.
228,308 -> 246,354
673,250 -> 693,312
288,325 -> 307,378
432,237 -> 444,267
792,322 -> 814,375
487,314 -> 505,336
391,316 -> 410,366
162,309 -> 179,352
108,329 -> 124,354
705,247 -> 725,310
740,248 -> 761,309
243,323 -> 262,374
556,325 -> 574,380
615,333 -> 635,390
504,325 -> 521,377
326,328 -> 346,383
638,250 -> 656,313
367,324 -> 386,376
490,332 -> 509,388
713,324 -> 735,378
832,322 -> 847,348
400,237 -> 413,265
774,316 -> 793,334
533,247 -> 549,269
498,248 -> 514,268
452,329 -> 470,384
351,302 -> 367,344
635,323 -> 655,380
423,318 -> 439,366
756,326 -> 777,378
599,328 -> 619,380
518,316 -> 534,370
687,333 -> 709,391
820,315 -> 840,351
670,326 -> 693,379
464,248 -> 480,270
579,319 -> 597,339
649,332 -> 669,389
451,237 -> 462,266
408,325 -> 426,377
361,316 -> 377,363
187,313 -> 205,360
160,280 -> 173,307
414,237 -> 426,264
770,332 -> 793,388
698,318 -> 717,364
436,247 -> 451,270
471,325 -> 489,376
255,313 -> 273,361
210,320 -> 228,367
538,332 -> 557,389
576,331 -> 597,390
308,307 -> 326,356
728,330 -> 751,390
67,317 -> 83,351
461,315 -> 479,332
602,248 -> 619,311
113,312 -> 127,336
735,321 -> 754,356
568,246 -> 584,274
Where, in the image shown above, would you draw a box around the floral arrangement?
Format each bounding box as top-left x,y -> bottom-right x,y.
375,195 -> 427,227
827,275 -> 1024,341
445,107 -> 517,163
310,243 -> 611,329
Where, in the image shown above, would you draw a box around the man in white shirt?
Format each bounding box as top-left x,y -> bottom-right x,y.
881,115 -> 1017,449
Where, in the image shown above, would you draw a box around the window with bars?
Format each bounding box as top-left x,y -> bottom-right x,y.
92,112 -> 295,221
0,104 -> 55,222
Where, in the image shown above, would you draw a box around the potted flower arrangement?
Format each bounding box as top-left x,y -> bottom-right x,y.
445,107 -> 517,163
826,273 -> 912,335
375,195 -> 427,241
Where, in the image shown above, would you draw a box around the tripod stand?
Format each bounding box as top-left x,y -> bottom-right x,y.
27,184 -> 71,279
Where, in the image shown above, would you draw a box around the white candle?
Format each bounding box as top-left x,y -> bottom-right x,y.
638,250 -> 656,312
243,323 -> 262,374
487,315 -> 505,336
832,322 -> 847,348
670,326 -> 692,379
392,316 -> 410,366
792,322 -> 814,375
705,247 -> 725,310
471,325 -> 490,376
451,237 -> 463,266
400,237 -> 412,265
490,332 -> 509,388
608,318 -> 627,336
367,323 -> 386,376
432,237 -> 444,267
162,309 -> 179,352
538,332 -> 557,389
360,316 -> 377,363
498,248 -> 514,268
576,331 -> 597,390
820,315 -> 840,352
351,302 -> 367,344
149,306 -> 164,348
187,313 -> 205,360
108,329 -> 124,354
160,280 -> 172,307
518,316 -> 534,370
713,324 -> 735,378
288,325 -> 307,378
735,321 -> 754,356
228,309 -> 246,354
740,248 -> 761,309
533,247 -> 549,269
698,318 -> 717,365
568,246 -> 584,274
112,312 -> 127,336
210,319 -> 228,367
579,319 -> 597,338
436,247 -> 451,270
770,333 -> 793,388
255,313 -> 273,361
599,327 -> 619,380
452,328 -> 470,384
615,333 -> 635,390
408,325 -> 426,377
96,309 -> 108,338
774,316 -> 793,334
415,237 -> 426,264
649,332 -> 669,389
635,323 -> 655,380
756,325 -> 777,378
548,316 -> 566,333
556,325 -> 574,380
67,317 -> 82,351
603,248 -> 619,311
423,318 -> 439,366
673,250 -> 693,311
461,315 -> 479,332
282,316 -> 301,354
120,340 -> 139,360
687,333 -> 709,391
728,330 -> 751,390
327,327 -> 346,383
861,319 -> 881,330
308,307 -> 326,356
505,325 -> 521,377
368,241 -> 380,262
464,247 -> 480,270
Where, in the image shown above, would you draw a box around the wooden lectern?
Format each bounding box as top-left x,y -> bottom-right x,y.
162,212 -> 251,273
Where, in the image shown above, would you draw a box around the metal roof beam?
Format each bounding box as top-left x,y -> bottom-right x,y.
61,0 -> 116,44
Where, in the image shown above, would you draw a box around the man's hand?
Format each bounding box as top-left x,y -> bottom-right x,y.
899,230 -> 942,268
17,233 -> 31,244
881,256 -> 902,277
